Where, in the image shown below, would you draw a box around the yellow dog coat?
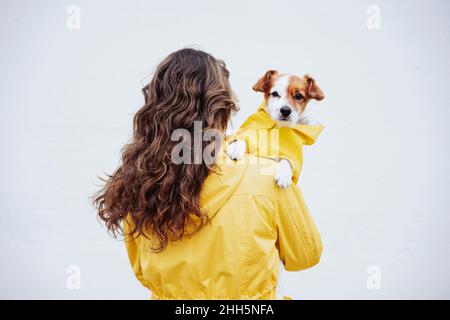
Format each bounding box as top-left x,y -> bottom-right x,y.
231,101 -> 323,184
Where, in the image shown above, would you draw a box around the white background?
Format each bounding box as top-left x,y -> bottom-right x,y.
1,0 -> 449,299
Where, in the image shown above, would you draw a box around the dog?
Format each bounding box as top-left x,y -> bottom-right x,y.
226,70 -> 325,188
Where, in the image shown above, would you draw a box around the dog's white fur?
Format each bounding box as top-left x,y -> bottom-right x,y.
275,158 -> 293,188
226,139 -> 247,160
267,74 -> 318,127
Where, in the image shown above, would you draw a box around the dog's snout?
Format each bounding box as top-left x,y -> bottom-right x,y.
280,106 -> 292,117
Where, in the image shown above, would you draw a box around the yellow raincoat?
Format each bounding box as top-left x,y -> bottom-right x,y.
124,102 -> 323,300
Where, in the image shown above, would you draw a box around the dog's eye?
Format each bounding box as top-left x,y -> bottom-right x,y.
271,91 -> 280,98
294,93 -> 304,100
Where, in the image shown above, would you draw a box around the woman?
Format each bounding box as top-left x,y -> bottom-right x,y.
93,48 -> 322,299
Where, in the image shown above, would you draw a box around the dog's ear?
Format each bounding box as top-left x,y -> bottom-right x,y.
252,70 -> 278,93
304,74 -> 324,101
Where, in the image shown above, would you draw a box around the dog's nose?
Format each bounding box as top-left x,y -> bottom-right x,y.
280,106 -> 292,117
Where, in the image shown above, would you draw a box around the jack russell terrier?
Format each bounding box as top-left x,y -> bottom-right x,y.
226,70 -> 325,188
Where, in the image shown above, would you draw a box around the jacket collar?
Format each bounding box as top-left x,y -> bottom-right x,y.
254,101 -> 324,145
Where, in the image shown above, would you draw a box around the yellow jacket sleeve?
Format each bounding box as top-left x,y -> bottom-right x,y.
123,217 -> 149,289
275,186 -> 323,271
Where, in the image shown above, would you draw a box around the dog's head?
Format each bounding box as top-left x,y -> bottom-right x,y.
252,70 -> 324,126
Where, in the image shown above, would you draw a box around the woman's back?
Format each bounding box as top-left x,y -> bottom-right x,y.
124,151 -> 322,299
94,48 -> 322,300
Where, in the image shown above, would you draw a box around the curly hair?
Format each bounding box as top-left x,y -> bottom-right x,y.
92,48 -> 238,252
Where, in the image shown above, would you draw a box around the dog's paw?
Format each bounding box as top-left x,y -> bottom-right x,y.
275,159 -> 293,188
226,140 -> 247,160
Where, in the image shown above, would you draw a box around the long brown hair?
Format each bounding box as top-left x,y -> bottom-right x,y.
92,48 -> 238,252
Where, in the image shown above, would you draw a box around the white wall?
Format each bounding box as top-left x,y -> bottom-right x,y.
0,0 -> 449,299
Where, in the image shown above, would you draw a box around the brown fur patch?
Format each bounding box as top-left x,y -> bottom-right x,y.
252,70 -> 279,100
287,75 -> 310,113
